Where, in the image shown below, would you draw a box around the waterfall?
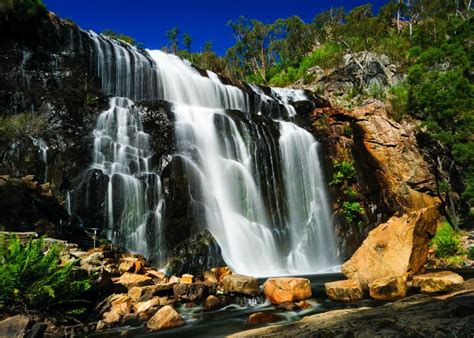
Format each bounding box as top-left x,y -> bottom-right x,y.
31,137 -> 48,182
78,32 -> 339,276
92,97 -> 164,262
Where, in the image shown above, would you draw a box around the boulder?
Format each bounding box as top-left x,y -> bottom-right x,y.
145,269 -> 167,281
173,282 -> 212,301
128,282 -> 175,302
114,272 -> 152,289
133,297 -> 161,315
223,274 -> 260,296
147,305 -> 185,331
203,295 -> 222,310
118,256 -> 144,274
203,266 -> 232,284
325,279 -> 363,302
341,207 -> 440,285
248,312 -> 280,324
103,301 -> 131,326
0,315 -> 31,338
263,278 -> 312,304
412,271 -> 464,294
368,276 -> 407,300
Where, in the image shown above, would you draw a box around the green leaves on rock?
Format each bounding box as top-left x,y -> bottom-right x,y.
0,235 -> 91,312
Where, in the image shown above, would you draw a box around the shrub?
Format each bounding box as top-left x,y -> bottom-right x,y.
430,222 -> 461,258
0,113 -> 46,143
0,235 -> 90,311
342,201 -> 365,224
388,82 -> 409,122
330,160 -> 356,186
468,246 -> 474,261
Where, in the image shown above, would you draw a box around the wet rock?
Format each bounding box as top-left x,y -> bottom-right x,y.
133,297 -> 161,315
118,256 -> 146,274
325,279 -> 363,302
128,283 -> 175,302
147,305 -> 185,331
203,266 -> 232,284
263,278 -> 312,304
277,302 -> 299,311
223,274 -> 260,296
368,276 -> 407,300
341,207 -> 440,285
114,272 -> 152,289
145,269 -> 167,281
248,312 -> 280,324
164,230 -> 226,276
0,315 -> 31,338
412,271 -> 464,294
296,301 -> 312,309
203,295 -> 222,310
173,282 -> 214,301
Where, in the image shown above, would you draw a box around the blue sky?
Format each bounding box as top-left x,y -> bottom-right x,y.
43,0 -> 389,55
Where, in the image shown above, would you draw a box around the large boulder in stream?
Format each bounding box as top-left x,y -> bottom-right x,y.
146,305 -> 185,331
263,278 -> 312,304
223,274 -> 260,296
325,279 -> 363,302
412,271 -> 464,294
342,207 -> 440,285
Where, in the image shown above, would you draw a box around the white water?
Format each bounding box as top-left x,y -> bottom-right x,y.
92,97 -> 164,262
31,137 -> 48,182
148,50 -> 338,276
84,34 -> 339,276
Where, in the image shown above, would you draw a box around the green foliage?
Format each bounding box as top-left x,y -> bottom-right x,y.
330,160 -> 356,186
388,81 -> 409,121
342,201 -> 365,224
430,222 -> 461,258
0,235 -> 90,311
0,113 -> 46,143
0,0 -> 47,18
468,246 -> 474,261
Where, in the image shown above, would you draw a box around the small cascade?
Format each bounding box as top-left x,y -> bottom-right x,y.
87,31 -> 160,101
278,122 -> 338,272
92,97 -> 164,262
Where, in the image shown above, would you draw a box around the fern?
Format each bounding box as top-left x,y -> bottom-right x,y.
0,234 -> 91,312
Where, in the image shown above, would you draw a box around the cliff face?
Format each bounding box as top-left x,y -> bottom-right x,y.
311,100 -> 440,258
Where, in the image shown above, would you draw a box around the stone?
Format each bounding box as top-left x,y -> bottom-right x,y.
147,305 -> 185,331
118,257 -> 143,274
248,312 -> 280,324
146,269 -> 166,281
169,276 -> 181,284
173,282 -> 207,301
223,274 -> 260,296
0,315 -> 31,338
134,297 -> 161,315
277,302 -> 299,311
203,295 -> 222,310
325,279 -> 363,302
341,207 -> 440,285
412,271 -> 464,294
368,276 -> 407,300
103,301 -> 131,326
263,278 -> 312,304
128,283 -> 175,302
204,266 -> 232,284
114,272 -> 152,289
296,301 -> 312,309
181,274 -> 194,284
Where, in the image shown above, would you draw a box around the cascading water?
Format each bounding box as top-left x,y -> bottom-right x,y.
91,97 -> 164,262
77,32 -> 339,276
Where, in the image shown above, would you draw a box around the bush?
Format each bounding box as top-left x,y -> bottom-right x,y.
342,201 -> 365,224
0,235 -> 90,311
430,222 -> 461,258
468,246 -> 474,261
388,82 -> 409,121
0,113 -> 46,143
330,160 -> 356,186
